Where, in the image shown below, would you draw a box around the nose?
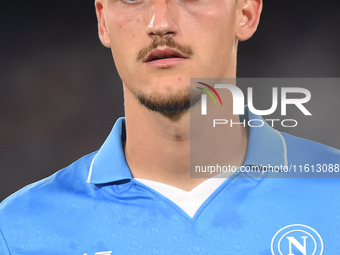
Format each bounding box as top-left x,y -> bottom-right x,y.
146,0 -> 178,37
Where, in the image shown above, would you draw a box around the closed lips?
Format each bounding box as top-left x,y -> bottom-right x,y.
144,48 -> 187,62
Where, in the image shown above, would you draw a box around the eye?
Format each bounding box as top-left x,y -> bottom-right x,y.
120,0 -> 143,4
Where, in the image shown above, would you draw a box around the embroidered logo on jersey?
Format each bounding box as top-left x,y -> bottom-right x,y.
271,224 -> 323,255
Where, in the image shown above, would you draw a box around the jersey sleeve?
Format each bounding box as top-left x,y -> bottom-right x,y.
0,228 -> 11,255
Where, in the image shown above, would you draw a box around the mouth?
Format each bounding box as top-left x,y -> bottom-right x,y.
143,48 -> 188,67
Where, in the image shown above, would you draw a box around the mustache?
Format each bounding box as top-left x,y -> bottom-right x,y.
136,36 -> 194,62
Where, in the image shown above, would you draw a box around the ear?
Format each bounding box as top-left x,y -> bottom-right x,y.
235,0 -> 263,41
95,0 -> 111,48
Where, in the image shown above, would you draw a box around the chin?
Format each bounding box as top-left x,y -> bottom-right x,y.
136,83 -> 195,115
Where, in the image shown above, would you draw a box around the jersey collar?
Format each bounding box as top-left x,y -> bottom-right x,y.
87,117 -> 132,184
87,109 -> 287,184
243,109 -> 288,170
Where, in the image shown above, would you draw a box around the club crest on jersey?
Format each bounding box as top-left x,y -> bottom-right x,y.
271,224 -> 323,255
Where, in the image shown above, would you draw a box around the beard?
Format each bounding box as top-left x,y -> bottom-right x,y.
136,86 -> 202,115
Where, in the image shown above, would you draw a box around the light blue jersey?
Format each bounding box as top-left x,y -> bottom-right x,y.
1,110 -> 340,254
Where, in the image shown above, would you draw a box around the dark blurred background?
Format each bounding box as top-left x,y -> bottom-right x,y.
1,1 -> 340,201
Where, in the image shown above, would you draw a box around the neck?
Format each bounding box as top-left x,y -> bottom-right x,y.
124,64 -> 248,191
123,83 -> 248,191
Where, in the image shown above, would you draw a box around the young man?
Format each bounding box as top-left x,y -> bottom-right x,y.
1,0 -> 339,254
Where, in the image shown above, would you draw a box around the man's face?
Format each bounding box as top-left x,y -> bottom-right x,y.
96,0 -> 258,114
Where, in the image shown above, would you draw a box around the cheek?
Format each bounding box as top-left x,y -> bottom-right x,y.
183,0 -> 236,28
182,2 -> 236,45
105,5 -> 145,48
106,15 -> 145,70
186,8 -> 236,63
108,20 -> 140,48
